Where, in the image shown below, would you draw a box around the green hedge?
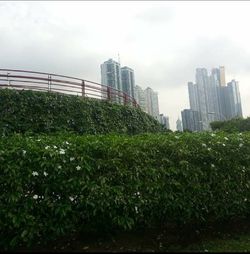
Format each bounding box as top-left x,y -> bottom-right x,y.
1,132 -> 250,249
210,117 -> 250,132
0,89 -> 163,135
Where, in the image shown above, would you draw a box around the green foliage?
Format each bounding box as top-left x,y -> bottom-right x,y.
1,132 -> 250,249
0,89 -> 163,136
210,117 -> 250,132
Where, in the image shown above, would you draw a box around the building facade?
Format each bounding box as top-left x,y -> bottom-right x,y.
186,66 -> 243,131
159,114 -> 170,129
181,109 -> 202,132
121,66 -> 135,100
101,59 -> 122,102
176,118 -> 183,132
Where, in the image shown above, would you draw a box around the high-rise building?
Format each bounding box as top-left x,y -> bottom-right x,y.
134,85 -> 160,121
145,87 -> 160,121
226,80 -> 243,118
159,114 -> 170,129
176,118 -> 183,132
185,66 -> 243,131
219,66 -> 226,86
181,109 -> 202,132
101,59 -> 122,102
121,66 -> 135,99
188,82 -> 199,111
134,85 -> 147,113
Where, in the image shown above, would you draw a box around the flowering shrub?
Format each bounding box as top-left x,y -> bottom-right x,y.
1,132 -> 250,249
0,89 -> 163,136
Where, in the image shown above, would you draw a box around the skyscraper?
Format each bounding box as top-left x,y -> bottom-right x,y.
159,114 -> 170,129
134,85 -> 160,121
176,118 -> 183,132
181,109 -> 202,132
185,66 -> 243,131
145,87 -> 160,121
134,85 -> 147,113
219,66 -> 226,86
226,80 -> 243,118
121,66 -> 135,100
101,59 -> 122,102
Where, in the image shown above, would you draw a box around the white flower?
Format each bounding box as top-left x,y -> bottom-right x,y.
43,171 -> 48,177
207,148 -> 211,151
211,164 -> 215,168
222,143 -> 226,146
22,150 -> 26,155
59,149 -> 65,155
211,133 -> 216,137
33,194 -> 38,200
53,145 -> 57,149
239,143 -> 243,147
69,196 -> 74,202
37,139 -> 41,142
32,171 -> 39,176
70,157 -> 75,161
244,198 -> 248,202
64,141 -> 69,145
202,143 -> 207,147
175,136 -> 180,139
58,165 -> 62,169
45,146 -> 50,150
224,137 -> 229,141
135,206 -> 138,214
76,165 -> 81,171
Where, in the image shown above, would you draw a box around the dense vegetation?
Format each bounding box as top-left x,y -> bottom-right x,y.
210,117 -> 250,132
0,89 -> 163,136
1,132 -> 250,249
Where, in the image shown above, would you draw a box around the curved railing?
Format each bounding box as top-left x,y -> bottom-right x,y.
0,69 -> 138,107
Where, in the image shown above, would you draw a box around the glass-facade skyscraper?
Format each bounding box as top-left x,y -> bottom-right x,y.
182,66 -> 243,131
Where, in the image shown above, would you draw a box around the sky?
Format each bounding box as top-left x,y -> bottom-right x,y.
1,1 -> 250,130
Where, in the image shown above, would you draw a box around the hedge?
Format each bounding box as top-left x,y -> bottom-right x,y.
210,117 -> 250,132
1,132 -> 250,249
0,89 -> 163,136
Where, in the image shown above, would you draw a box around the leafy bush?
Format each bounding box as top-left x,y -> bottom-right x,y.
1,132 -> 250,249
0,89 -> 163,136
210,117 -> 250,132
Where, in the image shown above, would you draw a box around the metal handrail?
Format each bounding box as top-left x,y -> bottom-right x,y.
0,69 -> 138,107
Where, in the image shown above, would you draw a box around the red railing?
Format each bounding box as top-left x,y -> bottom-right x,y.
0,69 -> 138,107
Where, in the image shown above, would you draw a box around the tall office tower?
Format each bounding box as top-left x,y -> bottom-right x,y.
226,80 -> 243,118
219,66 -> 226,86
159,114 -> 170,129
145,87 -> 160,121
176,118 -> 183,132
181,109 -> 202,132
101,59 -> 122,102
188,82 -> 199,111
195,68 -> 210,130
121,66 -> 135,100
186,66 -> 243,131
134,85 -> 147,113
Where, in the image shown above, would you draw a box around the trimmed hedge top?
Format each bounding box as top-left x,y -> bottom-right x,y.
210,117 -> 250,132
0,89 -> 163,136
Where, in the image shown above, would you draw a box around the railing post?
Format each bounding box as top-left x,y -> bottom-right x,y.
48,74 -> 51,92
107,86 -> 111,101
82,80 -> 85,97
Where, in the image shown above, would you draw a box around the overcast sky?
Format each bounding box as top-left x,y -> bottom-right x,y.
1,1 -> 250,130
